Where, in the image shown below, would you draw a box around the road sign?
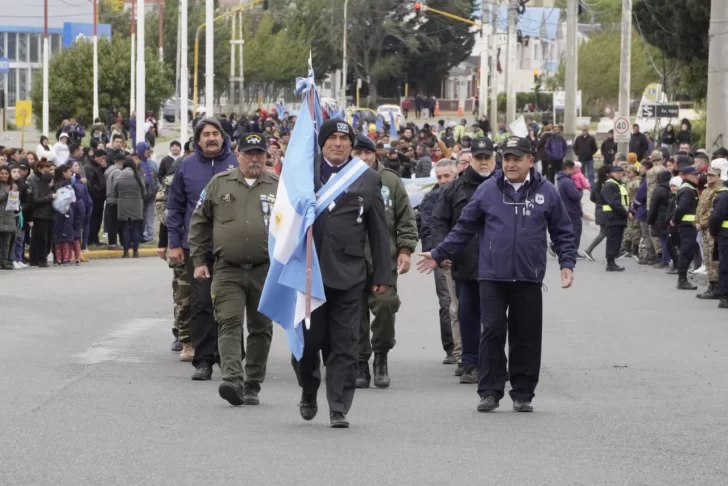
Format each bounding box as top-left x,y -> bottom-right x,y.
613,116 -> 631,143
656,104 -> 679,118
15,100 -> 32,127
639,104 -> 655,119
0,58 -> 9,74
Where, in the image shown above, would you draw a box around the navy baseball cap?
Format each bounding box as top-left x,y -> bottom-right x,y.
237,133 -> 267,152
679,165 -> 699,175
354,134 -> 376,153
471,137 -> 494,156
502,136 -> 533,157
610,165 -> 625,172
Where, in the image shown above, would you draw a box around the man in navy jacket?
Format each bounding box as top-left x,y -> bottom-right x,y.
418,136 -> 576,413
556,160 -> 584,253
167,118 -> 239,381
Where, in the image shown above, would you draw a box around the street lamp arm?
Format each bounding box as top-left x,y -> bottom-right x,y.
422,6 -> 481,27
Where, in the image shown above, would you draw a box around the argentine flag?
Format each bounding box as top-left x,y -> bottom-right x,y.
258,92 -> 326,361
389,111 -> 399,141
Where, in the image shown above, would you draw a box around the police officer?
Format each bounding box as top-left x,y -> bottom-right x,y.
352,134 -> 418,389
188,133 -> 277,406
672,165 -> 701,290
600,165 -> 629,272
431,138 -> 497,384
708,172 -> 728,308
418,136 -> 576,413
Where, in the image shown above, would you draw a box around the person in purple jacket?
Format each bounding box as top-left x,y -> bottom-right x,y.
167,118 -> 239,381
417,136 -> 576,414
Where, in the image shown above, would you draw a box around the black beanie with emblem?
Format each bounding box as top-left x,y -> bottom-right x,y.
318,118 -> 354,149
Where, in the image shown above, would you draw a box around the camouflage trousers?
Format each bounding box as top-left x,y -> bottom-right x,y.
703,230 -> 719,282
622,218 -> 641,253
170,262 -> 192,343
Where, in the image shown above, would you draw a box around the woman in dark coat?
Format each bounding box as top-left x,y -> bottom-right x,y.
114,158 -> 146,257
647,170 -> 674,268
53,165 -> 76,265
27,160 -> 56,267
583,165 -> 612,261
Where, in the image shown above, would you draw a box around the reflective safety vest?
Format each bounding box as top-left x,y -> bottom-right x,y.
603,179 -> 628,212
717,187 -> 728,228
679,182 -> 698,222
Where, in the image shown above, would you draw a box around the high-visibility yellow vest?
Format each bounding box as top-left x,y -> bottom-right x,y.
717,187 -> 728,228
679,182 -> 698,222
602,179 -> 628,212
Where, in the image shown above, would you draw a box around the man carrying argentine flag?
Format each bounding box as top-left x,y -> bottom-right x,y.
258,112 -> 391,429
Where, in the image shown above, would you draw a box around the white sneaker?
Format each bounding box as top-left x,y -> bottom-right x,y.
694,265 -> 707,275
13,261 -> 22,269
20,262 -> 27,268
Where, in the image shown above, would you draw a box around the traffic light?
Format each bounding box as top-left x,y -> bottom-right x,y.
414,2 -> 422,17
533,70 -> 539,83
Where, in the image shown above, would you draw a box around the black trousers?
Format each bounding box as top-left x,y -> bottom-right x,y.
547,159 -> 563,183
606,225 -> 625,262
718,235 -> 728,294
434,267 -> 453,354
478,281 -> 543,401
678,225 -> 698,273
104,203 -> 119,246
292,283 -> 364,415
184,250 -> 218,368
88,196 -> 105,245
29,219 -> 54,265
570,216 -> 583,252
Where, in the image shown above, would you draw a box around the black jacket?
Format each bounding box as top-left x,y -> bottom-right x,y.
312,156 -> 392,290
647,171 -> 673,235
629,132 -> 649,161
672,180 -> 699,227
709,186 -> 728,238
600,139 -> 617,166
158,155 -> 176,183
431,166 -> 492,281
573,134 -> 597,162
600,178 -> 629,227
27,172 -> 56,221
418,185 -> 443,251
591,184 -> 606,226
675,129 -> 691,145
83,161 -> 106,200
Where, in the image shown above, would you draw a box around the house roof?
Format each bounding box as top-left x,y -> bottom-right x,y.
495,7 -> 562,41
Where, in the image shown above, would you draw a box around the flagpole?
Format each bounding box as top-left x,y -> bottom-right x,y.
305,86 -> 315,319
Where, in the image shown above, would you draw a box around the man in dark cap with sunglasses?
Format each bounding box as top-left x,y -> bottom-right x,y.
418,136 -> 576,414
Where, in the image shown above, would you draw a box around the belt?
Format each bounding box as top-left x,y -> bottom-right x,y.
681,214 -> 696,222
240,260 -> 269,269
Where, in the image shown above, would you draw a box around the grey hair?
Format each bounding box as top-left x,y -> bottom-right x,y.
435,159 -> 456,171
457,148 -> 472,161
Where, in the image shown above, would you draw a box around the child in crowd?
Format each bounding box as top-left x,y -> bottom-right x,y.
572,161 -> 591,191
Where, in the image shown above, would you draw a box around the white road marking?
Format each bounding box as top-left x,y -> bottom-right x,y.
74,318 -> 169,365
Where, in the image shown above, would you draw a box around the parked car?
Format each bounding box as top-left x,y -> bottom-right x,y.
163,98 -> 206,123
377,104 -> 403,128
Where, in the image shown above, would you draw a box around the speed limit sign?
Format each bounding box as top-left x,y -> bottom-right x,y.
613,116 -> 631,143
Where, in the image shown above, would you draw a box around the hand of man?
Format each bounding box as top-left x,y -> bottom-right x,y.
51,193 -> 57,199
695,223 -> 702,231
81,177 -> 88,184
561,268 -> 574,289
168,247 -> 184,264
194,265 -> 210,280
441,259 -> 452,269
416,252 -> 438,274
371,285 -> 389,295
628,213 -> 634,220
157,247 -> 167,260
397,253 -> 411,274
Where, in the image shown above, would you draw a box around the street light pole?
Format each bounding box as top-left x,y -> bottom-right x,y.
130,0 -> 136,122
505,0 -> 518,125
92,0 -> 99,121
617,0 -> 632,155
42,0 -> 49,137
205,0 -> 215,116
564,0 -> 578,150
478,0 -> 488,119
489,0 -> 498,132
340,0 -> 348,110
135,0 -> 146,147
180,0 -> 189,144
706,0 -> 728,151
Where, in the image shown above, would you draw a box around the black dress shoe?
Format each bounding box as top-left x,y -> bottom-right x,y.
299,392 -> 318,421
170,338 -> 183,352
477,396 -> 499,412
513,399 -> 534,412
442,354 -> 456,365
191,363 -> 212,381
218,381 -> 244,406
330,412 -> 349,428
355,361 -> 371,389
243,383 -> 260,405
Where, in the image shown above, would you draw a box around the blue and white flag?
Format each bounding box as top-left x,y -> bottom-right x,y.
259,88 -> 326,361
375,114 -> 383,133
277,103 -> 286,117
352,113 -> 360,131
389,111 -> 399,141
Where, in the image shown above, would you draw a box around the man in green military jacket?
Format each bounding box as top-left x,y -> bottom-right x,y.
353,134 -> 418,389
189,133 -> 278,407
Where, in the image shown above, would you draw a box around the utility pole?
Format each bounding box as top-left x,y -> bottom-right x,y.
706,0 -> 728,152
92,0 -> 99,121
341,0 -> 349,110
136,0 -> 146,147
478,0 -> 489,119
489,0 -> 499,132
130,0 -> 136,121
505,0 -> 518,125
42,0 -> 49,136
230,12 -> 236,112
180,0 -> 189,144
239,12 -> 244,115
617,0 -> 632,155
205,0 -> 215,116
175,0 -> 181,120
158,0 -> 164,61
564,0 -> 578,153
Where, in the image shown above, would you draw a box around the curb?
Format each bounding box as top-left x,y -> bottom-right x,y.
84,248 -> 159,260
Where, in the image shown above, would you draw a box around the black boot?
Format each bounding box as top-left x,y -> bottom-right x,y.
122,250 -> 129,258
719,298 -> 728,309
606,259 -> 625,272
170,338 -> 183,352
133,250 -> 139,258
696,281 -> 721,300
355,361 -> 371,388
372,352 -> 390,388
676,272 -> 698,290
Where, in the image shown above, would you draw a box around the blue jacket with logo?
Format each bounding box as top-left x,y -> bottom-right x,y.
431,168 -> 576,284
555,171 -> 583,221
167,137 -> 238,249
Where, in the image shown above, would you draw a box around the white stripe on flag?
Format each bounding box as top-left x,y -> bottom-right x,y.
270,178 -> 302,263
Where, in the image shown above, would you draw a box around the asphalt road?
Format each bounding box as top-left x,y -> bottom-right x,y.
1,223 -> 727,485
